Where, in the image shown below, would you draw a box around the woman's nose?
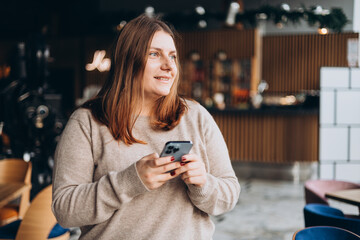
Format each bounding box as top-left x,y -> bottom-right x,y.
161,56 -> 173,70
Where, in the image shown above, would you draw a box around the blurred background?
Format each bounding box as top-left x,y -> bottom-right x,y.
0,0 -> 359,212
1,1 -> 360,239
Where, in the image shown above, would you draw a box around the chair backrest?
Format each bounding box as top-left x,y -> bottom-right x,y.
293,226 -> 360,240
15,185 -> 68,240
0,159 -> 31,184
304,203 -> 360,236
304,179 -> 360,205
0,159 -> 32,218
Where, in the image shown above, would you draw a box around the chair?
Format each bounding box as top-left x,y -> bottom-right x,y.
0,185 -> 70,240
293,226 -> 360,240
0,158 -> 32,226
304,203 -> 360,235
304,179 -> 360,205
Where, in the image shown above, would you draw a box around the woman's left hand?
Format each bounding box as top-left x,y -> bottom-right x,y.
176,154 -> 207,187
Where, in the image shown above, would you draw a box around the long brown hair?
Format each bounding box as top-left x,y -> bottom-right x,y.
82,14 -> 187,145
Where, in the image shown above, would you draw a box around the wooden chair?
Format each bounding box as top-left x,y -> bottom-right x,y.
0,184 -> 70,240
0,158 -> 32,226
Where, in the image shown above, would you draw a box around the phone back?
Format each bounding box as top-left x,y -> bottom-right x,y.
160,141 -> 193,162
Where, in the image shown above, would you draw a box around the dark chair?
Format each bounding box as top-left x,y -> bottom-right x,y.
304,203 -> 360,236
293,226 -> 360,240
304,179 -> 360,205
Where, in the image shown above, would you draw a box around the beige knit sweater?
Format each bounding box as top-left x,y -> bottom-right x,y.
52,100 -> 240,240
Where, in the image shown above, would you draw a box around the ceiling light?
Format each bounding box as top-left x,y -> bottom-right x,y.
318,27 -> 328,35
145,6 -> 155,18
198,20 -> 207,28
195,6 -> 205,15
280,3 -> 290,12
225,2 -> 240,26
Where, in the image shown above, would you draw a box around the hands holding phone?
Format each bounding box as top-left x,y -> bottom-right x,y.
136,152 -> 206,190
176,153 -> 207,187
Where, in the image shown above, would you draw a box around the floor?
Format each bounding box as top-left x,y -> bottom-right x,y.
212,178 -> 305,240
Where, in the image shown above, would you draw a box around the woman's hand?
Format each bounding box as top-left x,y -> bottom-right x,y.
176,154 -> 207,187
136,153 -> 181,190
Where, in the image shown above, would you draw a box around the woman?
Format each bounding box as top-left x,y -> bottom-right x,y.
52,14 -> 240,240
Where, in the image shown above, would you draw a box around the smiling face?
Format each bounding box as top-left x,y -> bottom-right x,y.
142,30 -> 178,104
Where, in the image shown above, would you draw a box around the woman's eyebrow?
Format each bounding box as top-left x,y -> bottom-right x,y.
150,47 -> 176,54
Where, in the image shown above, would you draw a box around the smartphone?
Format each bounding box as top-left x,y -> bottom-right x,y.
160,141 -> 193,162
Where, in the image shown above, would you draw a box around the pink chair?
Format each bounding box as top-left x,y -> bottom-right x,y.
304,179 -> 360,205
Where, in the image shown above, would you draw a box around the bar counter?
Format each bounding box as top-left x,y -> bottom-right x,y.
208,104 -> 319,164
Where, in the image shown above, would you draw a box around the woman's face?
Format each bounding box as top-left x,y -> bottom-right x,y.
142,30 -> 177,102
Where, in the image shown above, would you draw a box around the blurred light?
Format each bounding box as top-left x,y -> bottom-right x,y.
195,6 -> 205,15
276,22 -> 284,29
189,51 -> 201,61
86,50 -> 111,72
318,27 -> 328,35
23,152 -> 31,162
198,20 -> 207,28
257,80 -> 269,93
116,20 -> 127,31
313,5 -> 330,15
216,50 -> 227,61
280,95 -> 296,105
256,13 -> 268,20
321,9 -> 330,15
280,3 -> 290,12
225,2 -> 240,26
313,5 -> 323,15
145,6 -> 155,18
297,7 -> 304,13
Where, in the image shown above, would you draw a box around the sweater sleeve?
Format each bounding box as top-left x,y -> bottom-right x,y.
51,111 -> 149,228
186,106 -> 240,216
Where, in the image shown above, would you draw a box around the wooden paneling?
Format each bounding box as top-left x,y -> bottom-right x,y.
262,33 -> 359,93
178,29 -> 256,60
212,112 -> 319,163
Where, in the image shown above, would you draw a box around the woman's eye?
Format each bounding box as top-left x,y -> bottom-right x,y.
169,55 -> 176,61
149,52 -> 158,57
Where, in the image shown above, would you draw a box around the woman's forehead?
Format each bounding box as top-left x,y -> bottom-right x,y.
149,31 -> 176,52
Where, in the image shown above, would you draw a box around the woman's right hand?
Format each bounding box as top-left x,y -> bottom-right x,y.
136,153 -> 181,190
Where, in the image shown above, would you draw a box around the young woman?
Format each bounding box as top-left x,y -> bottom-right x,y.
52,14 -> 240,240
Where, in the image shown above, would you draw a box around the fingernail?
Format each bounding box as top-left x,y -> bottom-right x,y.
180,162 -> 186,166
182,156 -> 186,161
170,171 -> 175,176
171,156 -> 175,161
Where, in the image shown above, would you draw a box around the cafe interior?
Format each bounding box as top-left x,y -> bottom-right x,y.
0,0 -> 359,239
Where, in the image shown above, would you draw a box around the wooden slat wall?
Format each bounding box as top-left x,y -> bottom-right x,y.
212,113 -> 319,163
262,33 -> 359,93
178,29 -> 256,61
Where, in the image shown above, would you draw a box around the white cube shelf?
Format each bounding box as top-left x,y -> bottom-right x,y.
319,67 -> 360,182
336,91 -> 360,124
336,164 -> 360,182
319,127 -> 348,161
350,128 -> 360,160
320,91 -> 335,124
319,164 -> 334,179
350,68 -> 360,88
320,67 -> 349,89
